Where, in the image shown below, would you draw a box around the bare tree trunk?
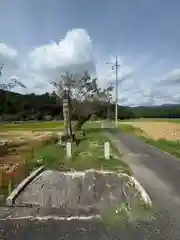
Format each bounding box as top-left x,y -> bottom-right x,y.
68,90 -> 73,138
63,91 -> 69,137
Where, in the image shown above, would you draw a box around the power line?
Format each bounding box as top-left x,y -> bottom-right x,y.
106,56 -> 120,124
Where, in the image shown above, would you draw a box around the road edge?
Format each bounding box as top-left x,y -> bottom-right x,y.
6,166 -> 45,206
101,121 -> 152,207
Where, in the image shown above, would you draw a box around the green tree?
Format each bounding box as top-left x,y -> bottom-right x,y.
0,74 -> 26,120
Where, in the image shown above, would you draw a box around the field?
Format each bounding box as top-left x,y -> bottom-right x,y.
0,122 -> 65,200
119,119 -> 180,159
0,121 -> 65,164
120,121 -> 180,140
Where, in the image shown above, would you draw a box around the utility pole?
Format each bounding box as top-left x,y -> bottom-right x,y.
0,64 -> 4,76
106,56 -> 120,124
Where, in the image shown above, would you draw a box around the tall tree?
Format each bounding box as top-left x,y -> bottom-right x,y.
52,71 -> 113,134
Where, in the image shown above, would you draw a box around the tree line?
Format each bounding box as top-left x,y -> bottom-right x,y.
1,89 -> 180,121
0,90 -> 134,121
1,70 -> 180,122
0,71 -> 134,122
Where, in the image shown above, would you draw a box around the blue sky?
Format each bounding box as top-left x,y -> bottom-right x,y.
0,0 -> 180,106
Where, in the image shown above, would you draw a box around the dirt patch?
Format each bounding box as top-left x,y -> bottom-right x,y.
0,131 -> 55,141
123,121 -> 180,140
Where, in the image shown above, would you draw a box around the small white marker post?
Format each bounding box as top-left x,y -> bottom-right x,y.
104,142 -> 110,160
66,142 -> 72,159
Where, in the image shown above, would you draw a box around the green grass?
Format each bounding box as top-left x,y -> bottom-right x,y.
142,137 -> 180,159
165,119 -> 180,124
0,121 -> 64,130
119,123 -> 145,136
119,124 -> 138,133
85,120 -> 101,128
72,130 -> 131,174
30,121 -> 131,174
100,200 -> 155,227
32,144 -> 66,169
119,123 -> 180,159
26,121 -> 130,173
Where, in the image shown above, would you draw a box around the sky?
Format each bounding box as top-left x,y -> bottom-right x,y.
0,0 -> 180,106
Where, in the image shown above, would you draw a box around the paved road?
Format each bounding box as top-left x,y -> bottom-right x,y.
105,124 -> 180,239
1,125 -> 180,239
0,218 -> 149,240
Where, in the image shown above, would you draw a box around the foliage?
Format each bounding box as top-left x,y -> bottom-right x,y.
2,80 -> 180,123
0,90 -> 61,121
51,71 -> 114,129
130,104 -> 180,119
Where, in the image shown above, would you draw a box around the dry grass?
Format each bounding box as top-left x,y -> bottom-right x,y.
0,130 -> 60,196
0,131 -> 59,163
120,121 -> 180,141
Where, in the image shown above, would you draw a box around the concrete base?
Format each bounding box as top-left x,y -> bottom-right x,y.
12,169 -> 152,218
6,166 -> 45,206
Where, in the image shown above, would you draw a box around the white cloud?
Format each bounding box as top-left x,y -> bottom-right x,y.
24,72 -> 54,94
160,68 -> 180,84
136,68 -> 180,105
0,32 -> 138,106
3,28 -> 180,107
0,43 -> 18,59
19,28 -> 96,94
0,28 -> 96,94
28,28 -> 93,72
0,43 -> 19,73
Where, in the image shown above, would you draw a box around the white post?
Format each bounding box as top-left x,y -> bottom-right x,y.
104,142 -> 110,159
66,142 -> 72,159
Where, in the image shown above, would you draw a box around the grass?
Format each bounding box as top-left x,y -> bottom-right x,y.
15,121 -> 130,174
165,119 -> 180,124
118,124 -> 143,135
0,121 -> 65,131
70,126 -> 131,174
31,121 -> 131,174
142,138 -> 180,159
119,123 -> 180,159
100,200 -> 155,227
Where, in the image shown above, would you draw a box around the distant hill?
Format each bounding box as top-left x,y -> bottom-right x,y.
128,104 -> 180,118
0,90 -> 62,121
1,89 -> 180,121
